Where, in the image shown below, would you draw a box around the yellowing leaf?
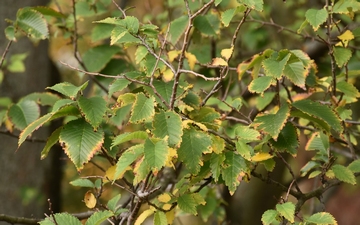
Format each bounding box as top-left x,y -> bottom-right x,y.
237,62 -> 249,80
166,209 -> 175,224
221,47 -> 234,61
251,152 -> 273,162
168,50 -> 180,62
84,191 -> 96,209
185,52 -> 197,70
158,193 -> 171,203
165,148 -> 178,167
104,165 -> 129,183
162,69 -> 174,82
135,208 -> 155,225
163,203 -> 172,210
336,30 -> 354,47
212,57 -> 228,66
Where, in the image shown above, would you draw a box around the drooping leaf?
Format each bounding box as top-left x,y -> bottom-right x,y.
59,118 -> 104,171
129,93 -> 155,123
69,178 -> 95,188
111,131 -> 148,148
8,100 -> 40,130
114,144 -> 144,179
83,45 -> 121,72
47,81 -> 88,100
333,47 -> 352,67
276,202 -> 295,223
153,211 -> 167,225
253,104 -> 290,140
193,14 -> 220,37
222,151 -> 246,195
178,193 -> 205,215
270,122 -> 299,155
178,127 -> 212,174
85,210 -> 114,225
39,213 -> 82,225
292,99 -> 343,133
248,76 -> 274,94
168,16 -> 189,45
237,0 -> 264,11
144,138 -> 168,173
78,96 -> 107,129
331,164 -> 356,185
40,126 -> 63,159
107,194 -> 121,212
261,210 -> 278,225
305,8 -> 328,31
153,111 -> 183,147
16,8 -> 49,39
305,212 -> 338,225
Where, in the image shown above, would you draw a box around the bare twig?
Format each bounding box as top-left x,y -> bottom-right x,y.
275,152 -> 303,194
0,40 -> 13,69
111,0 -> 126,18
0,130 -> 47,143
179,69 -> 221,81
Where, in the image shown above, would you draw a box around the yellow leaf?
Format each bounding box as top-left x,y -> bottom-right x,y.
158,193 -> 171,203
166,209 -> 175,224
162,203 -> 172,210
212,57 -> 228,66
134,208 -> 155,225
336,30 -> 354,47
237,62 -> 249,80
167,50 -> 180,62
182,119 -> 208,131
103,165 -> 129,183
165,148 -> 177,167
185,52 -> 197,70
84,191 -> 96,209
162,69 -> 174,82
251,152 -> 273,162
4,119 -> 13,133
221,47 -> 233,61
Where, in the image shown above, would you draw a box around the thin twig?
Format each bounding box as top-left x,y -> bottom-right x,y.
111,0 -> 126,18
275,152 -> 303,194
179,69 -> 221,81
0,40 -> 13,69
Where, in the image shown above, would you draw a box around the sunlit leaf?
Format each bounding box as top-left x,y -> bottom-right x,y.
248,76 -> 274,94
59,118 -> 104,171
153,111 -> 183,147
332,164 -> 356,185
185,52 -> 197,70
114,144 -> 144,179
251,152 -> 273,162
333,47 -> 352,67
336,30 -> 354,47
305,8 -> 328,31
305,212 -> 338,225
261,210 -> 278,225
212,57 -> 228,66
111,131 -> 148,148
135,208 -> 155,225
144,138 -> 168,173
253,104 -> 290,140
84,191 -> 97,209
276,202 -> 295,223
178,127 -> 212,174
262,53 -> 290,79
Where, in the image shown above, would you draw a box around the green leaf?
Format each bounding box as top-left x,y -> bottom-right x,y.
21,92 -> 61,106
8,100 -> 40,130
193,14 -> 220,37
39,213 -> 82,225
333,0 -> 360,14
40,126 -> 62,159
69,178 -> 95,188
47,81 -> 88,100
83,45 -> 121,72
129,93 -> 155,123
59,118 -> 104,171
95,17 -> 124,25
123,16 -> 139,34
262,53 -> 291,79
144,138 -> 168,173
91,24 -> 113,42
236,139 -> 253,160
253,104 -> 290,140
276,202 -> 295,223
108,72 -> 141,97
210,153 -> 225,182
18,113 -> 52,147
283,61 -> 308,89
5,26 -> 16,41
153,111 -> 183,147
215,0 -> 223,6
255,92 -> 276,111
261,209 -> 278,225
153,211 -> 167,225
168,16 -> 189,45
16,8 -> 49,39
107,194 -> 121,212
305,212 -> 338,225
292,99 -> 343,133
135,45 -> 148,64
7,53 -> 27,73
248,76 -> 274,94
305,8 -> 328,31
78,96 -> 107,129
32,6 -> 66,18
237,0 -> 264,11
333,47 -> 352,67
270,122 -> 299,155
337,81 -> 360,103
178,127 -> 212,174
305,132 -> 329,155
114,144 -> 144,179
111,131 -> 148,148
178,193 -> 204,215
85,210 -> 114,225
348,159 -> 360,173
235,125 -> 261,142
221,8 -> 239,27
332,164 -> 356,185
222,151 -> 246,195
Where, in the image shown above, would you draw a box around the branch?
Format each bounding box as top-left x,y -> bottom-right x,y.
0,40 -> 13,69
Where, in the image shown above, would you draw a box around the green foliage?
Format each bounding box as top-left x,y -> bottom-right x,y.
2,0 -> 360,224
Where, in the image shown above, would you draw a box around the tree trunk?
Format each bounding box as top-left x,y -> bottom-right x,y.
0,0 -> 62,223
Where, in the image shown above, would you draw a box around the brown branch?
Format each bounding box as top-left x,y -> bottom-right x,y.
0,130 -> 47,143
0,40 -> 13,69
